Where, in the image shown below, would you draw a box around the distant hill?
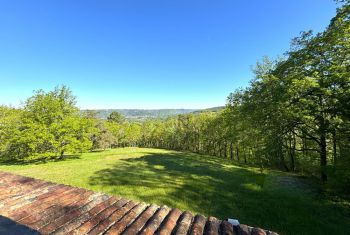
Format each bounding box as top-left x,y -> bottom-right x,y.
192,106 -> 225,114
83,109 -> 198,121
202,106 -> 225,112
82,107 -> 224,121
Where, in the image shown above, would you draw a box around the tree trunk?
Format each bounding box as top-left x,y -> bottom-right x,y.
217,142 -> 221,157
318,106 -> 328,183
224,142 -> 227,158
318,95 -> 328,183
243,146 -> 247,164
219,143 -> 223,157
289,132 -> 296,171
59,150 -> 64,160
332,130 -> 337,170
320,132 -> 327,182
279,142 -> 289,172
230,142 -> 233,160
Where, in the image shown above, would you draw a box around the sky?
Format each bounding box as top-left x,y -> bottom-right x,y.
0,0 -> 337,109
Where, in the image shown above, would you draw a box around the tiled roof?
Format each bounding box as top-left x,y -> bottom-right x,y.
0,171 -> 278,235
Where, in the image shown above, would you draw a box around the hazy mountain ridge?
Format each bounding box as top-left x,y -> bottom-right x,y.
192,106 -> 225,114
83,107 -> 224,121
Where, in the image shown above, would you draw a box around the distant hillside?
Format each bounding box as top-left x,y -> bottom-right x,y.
202,106 -> 225,112
192,106 -> 225,114
83,109 -> 198,121
82,107 -> 224,121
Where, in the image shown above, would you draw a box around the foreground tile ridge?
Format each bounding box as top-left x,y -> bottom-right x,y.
0,171 -> 278,235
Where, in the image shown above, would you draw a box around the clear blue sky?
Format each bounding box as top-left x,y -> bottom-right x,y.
0,0 -> 337,109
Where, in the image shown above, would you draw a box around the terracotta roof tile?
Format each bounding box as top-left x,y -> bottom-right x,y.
157,208 -> 182,235
0,171 -> 278,235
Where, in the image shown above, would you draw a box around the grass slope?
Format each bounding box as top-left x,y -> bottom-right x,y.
0,148 -> 349,235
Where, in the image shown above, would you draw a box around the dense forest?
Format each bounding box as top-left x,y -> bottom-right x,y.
0,2 -> 349,193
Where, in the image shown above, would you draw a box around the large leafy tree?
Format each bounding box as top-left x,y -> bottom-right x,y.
3,86 -> 93,159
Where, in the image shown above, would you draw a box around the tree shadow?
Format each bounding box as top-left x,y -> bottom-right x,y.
0,215 -> 41,235
88,151 -> 350,235
90,149 -> 106,152
89,152 -> 266,218
0,155 -> 81,166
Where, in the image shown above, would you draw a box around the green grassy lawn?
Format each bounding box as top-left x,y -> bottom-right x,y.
0,148 -> 349,235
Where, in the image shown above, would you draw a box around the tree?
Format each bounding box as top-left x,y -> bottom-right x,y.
107,111 -> 125,124
91,121 -> 116,150
2,86 -> 93,159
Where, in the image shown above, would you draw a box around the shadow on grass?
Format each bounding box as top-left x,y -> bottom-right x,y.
89,151 -> 350,235
89,149 -> 106,152
89,151 -> 267,218
0,154 -> 81,166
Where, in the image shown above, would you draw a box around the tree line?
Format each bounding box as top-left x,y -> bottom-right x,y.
0,2 -> 349,191
137,3 -> 350,190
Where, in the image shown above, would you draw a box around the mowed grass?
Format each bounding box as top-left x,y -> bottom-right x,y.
0,148 -> 349,235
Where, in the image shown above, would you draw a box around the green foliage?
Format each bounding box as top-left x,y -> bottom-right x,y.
107,111 -> 125,124
91,121 -> 115,150
0,86 -> 93,160
0,106 -> 21,154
